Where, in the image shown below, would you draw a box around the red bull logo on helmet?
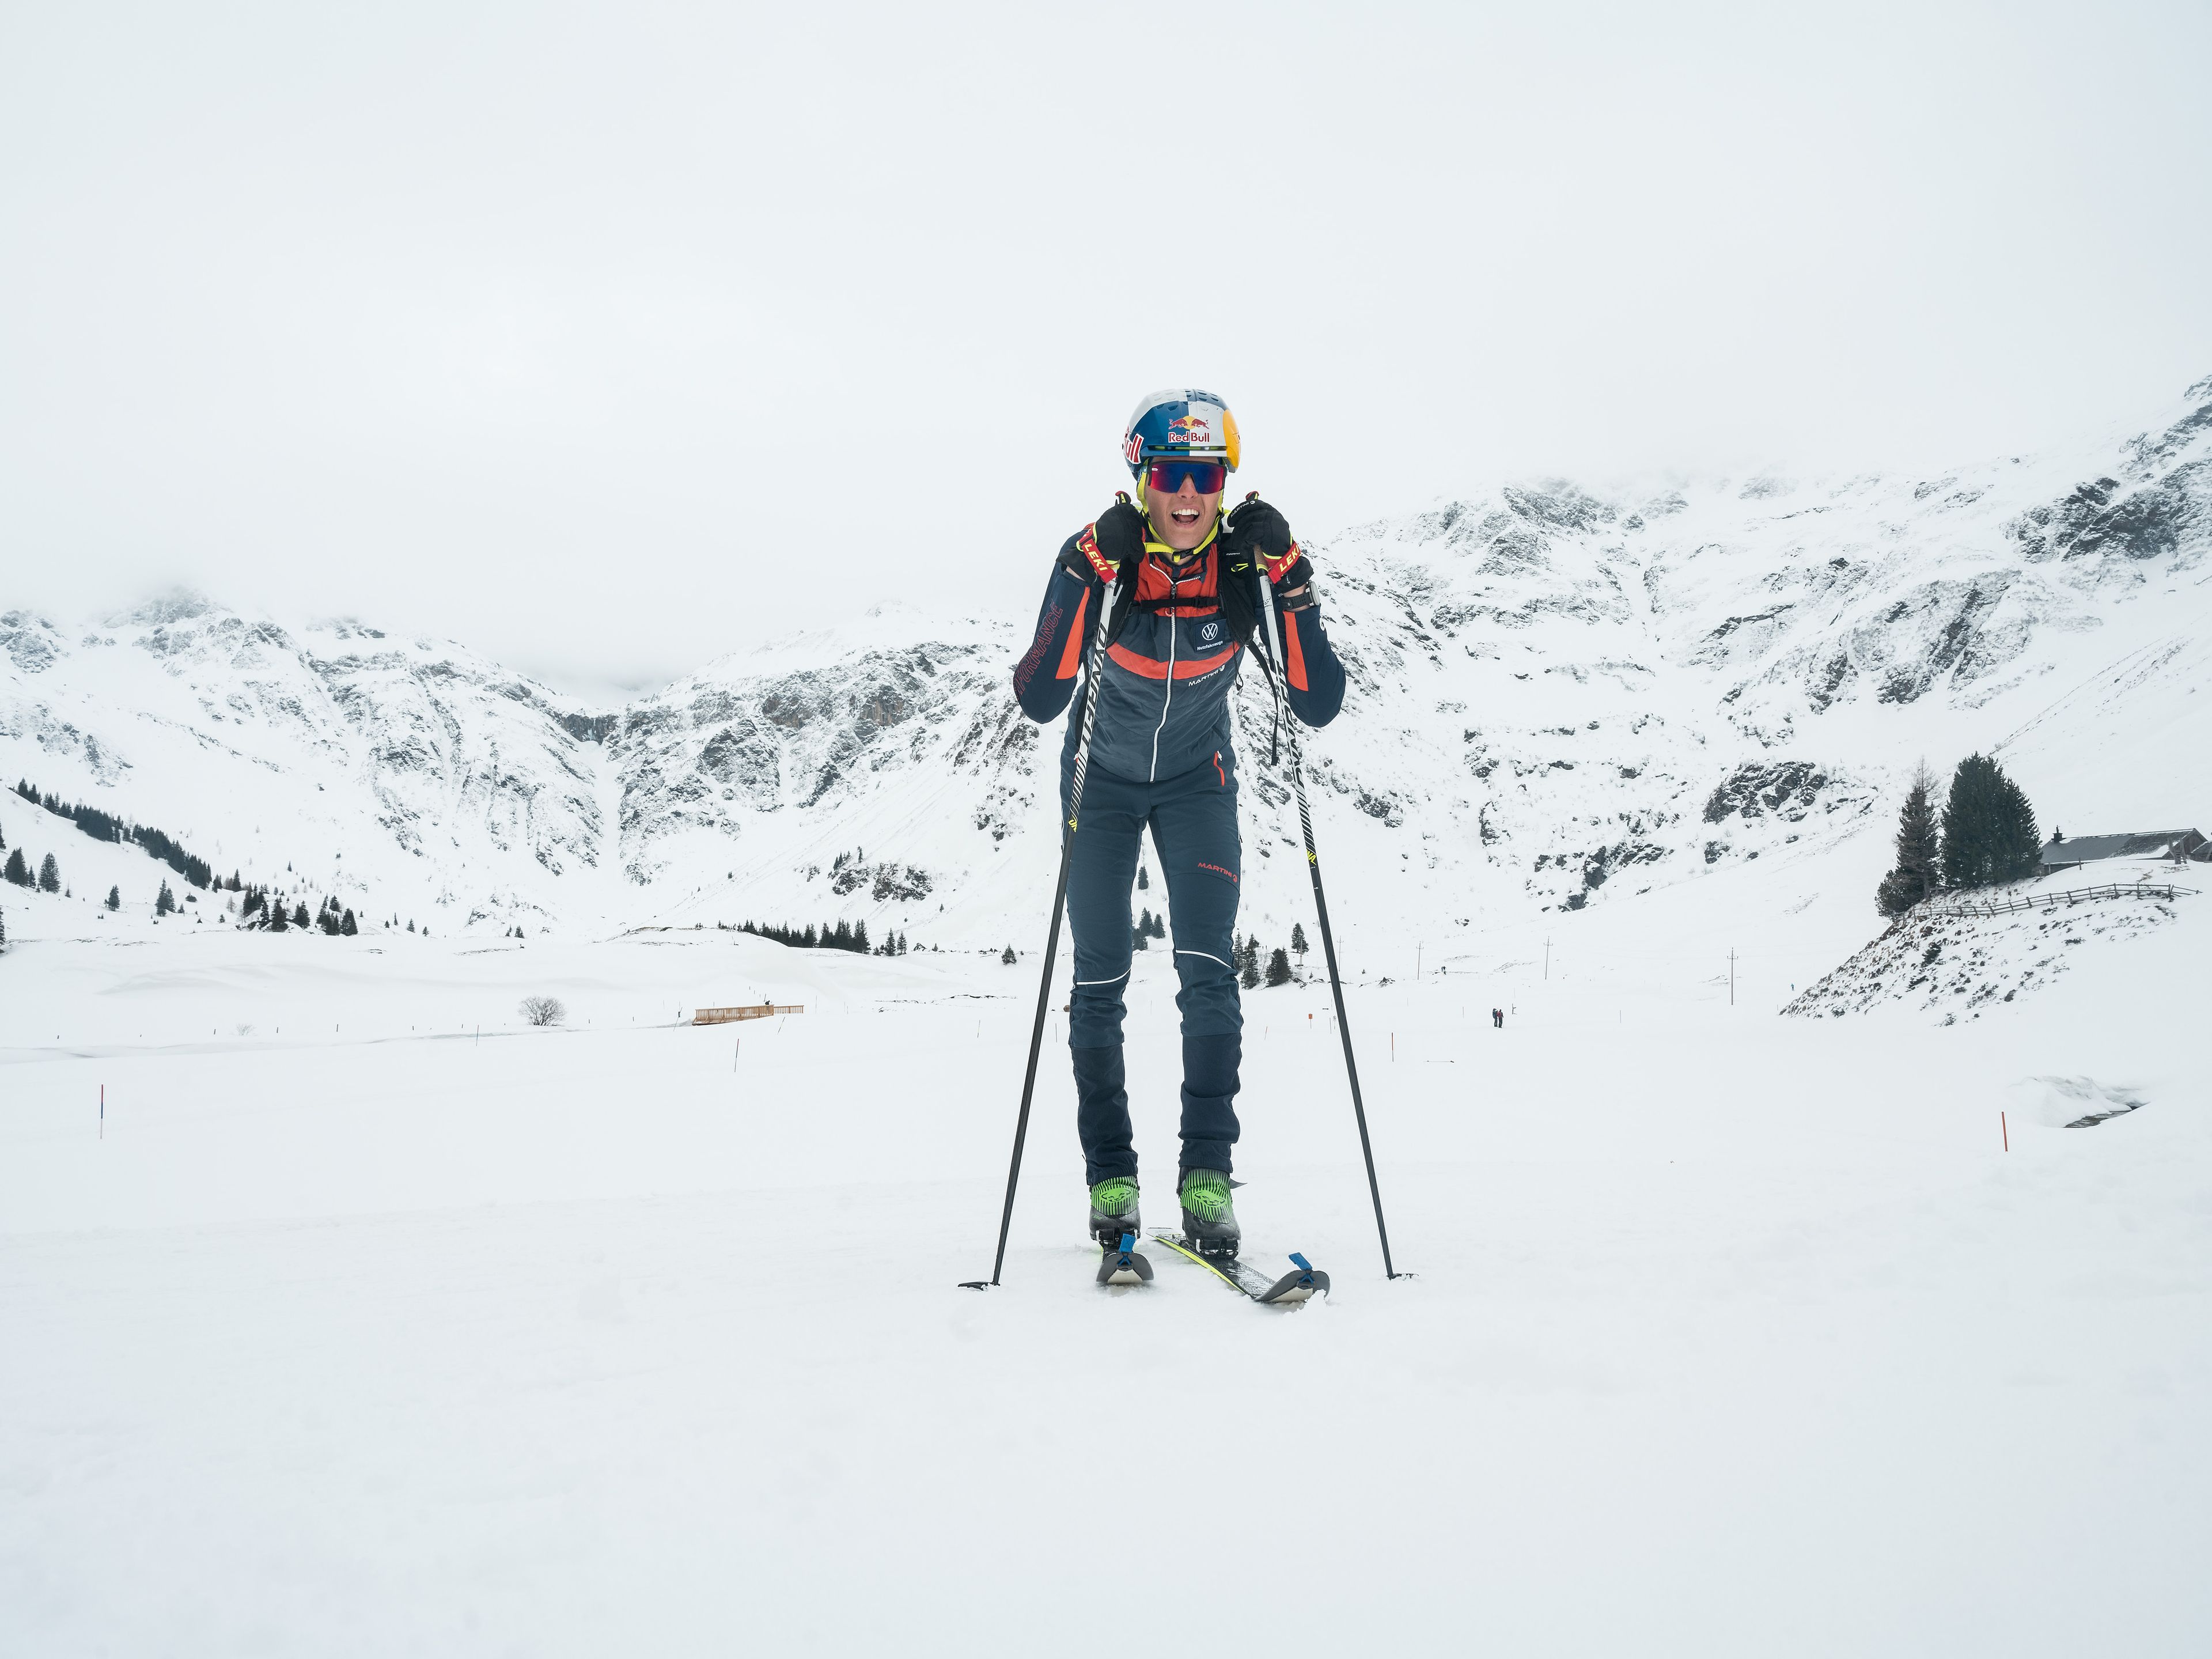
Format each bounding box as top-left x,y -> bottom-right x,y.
1165,414 -> 1212,446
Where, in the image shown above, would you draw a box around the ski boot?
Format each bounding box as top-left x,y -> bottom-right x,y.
1088,1176 -> 1141,1249
1177,1167 -> 1240,1258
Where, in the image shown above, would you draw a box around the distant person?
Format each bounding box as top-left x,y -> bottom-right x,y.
1012,389 -> 1347,1259
1493,1006 -> 1504,1029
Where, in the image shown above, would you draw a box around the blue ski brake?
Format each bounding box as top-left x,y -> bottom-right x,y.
1097,1230 -> 1154,1286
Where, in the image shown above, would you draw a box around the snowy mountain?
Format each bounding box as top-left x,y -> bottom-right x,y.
3,375 -> 2207,959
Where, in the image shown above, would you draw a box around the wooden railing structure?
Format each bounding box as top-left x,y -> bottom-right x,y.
1922,880 -> 2193,921
692,1003 -> 804,1025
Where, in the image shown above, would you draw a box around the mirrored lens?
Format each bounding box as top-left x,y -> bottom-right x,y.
1145,460 -> 1227,494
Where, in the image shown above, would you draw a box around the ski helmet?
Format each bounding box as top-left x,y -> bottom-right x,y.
1123,388 -> 1240,477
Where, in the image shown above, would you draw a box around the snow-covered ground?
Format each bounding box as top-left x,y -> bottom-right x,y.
4,865 -> 2207,1654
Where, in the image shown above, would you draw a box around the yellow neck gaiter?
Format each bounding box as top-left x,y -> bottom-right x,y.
1138,500 -> 1225,565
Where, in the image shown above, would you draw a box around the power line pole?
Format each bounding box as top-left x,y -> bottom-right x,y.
1729,948 -> 1736,1007
1543,935 -> 1551,980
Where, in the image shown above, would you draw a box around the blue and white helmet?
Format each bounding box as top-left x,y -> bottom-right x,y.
1123,388 -> 1240,476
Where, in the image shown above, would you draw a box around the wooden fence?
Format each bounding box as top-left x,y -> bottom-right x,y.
1922,880 -> 2192,921
692,1003 -> 805,1025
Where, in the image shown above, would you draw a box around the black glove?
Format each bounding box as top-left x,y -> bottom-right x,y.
1060,493 -> 1145,586
1226,493 -> 1313,595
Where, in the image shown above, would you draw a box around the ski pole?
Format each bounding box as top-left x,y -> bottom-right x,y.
1250,553 -> 1401,1278
962,559 -> 1122,1289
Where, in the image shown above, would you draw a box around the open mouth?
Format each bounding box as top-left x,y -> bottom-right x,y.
1171,507 -> 1201,525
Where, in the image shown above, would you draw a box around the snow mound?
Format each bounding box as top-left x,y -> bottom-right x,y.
2010,1074 -> 2150,1128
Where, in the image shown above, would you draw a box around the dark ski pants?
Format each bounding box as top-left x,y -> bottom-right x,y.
1063,748 -> 1242,1185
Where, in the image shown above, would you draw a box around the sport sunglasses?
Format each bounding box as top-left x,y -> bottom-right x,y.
1143,458 -> 1228,494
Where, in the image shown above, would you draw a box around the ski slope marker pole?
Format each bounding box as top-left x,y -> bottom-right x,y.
1251,551 -> 1401,1278
963,560 -> 1121,1290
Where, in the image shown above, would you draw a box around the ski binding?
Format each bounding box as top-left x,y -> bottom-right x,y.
1097,1232 -> 1154,1286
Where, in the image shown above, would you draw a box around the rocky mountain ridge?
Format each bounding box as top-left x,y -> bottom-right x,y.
3,376 -> 2207,955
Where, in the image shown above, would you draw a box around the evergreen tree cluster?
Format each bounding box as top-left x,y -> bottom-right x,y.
1230,933 -> 1301,989
736,918 -> 908,956
232,884 -> 357,936
1131,907 -> 1166,950
14,778 -> 214,889
1873,753 -> 2043,915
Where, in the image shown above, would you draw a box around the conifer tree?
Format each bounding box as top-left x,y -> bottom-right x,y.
270,902 -> 290,932
341,908 -> 358,936
1241,946 -> 1262,990
853,920 -> 869,955
1291,923 -> 1308,960
2,847 -> 26,887
1876,763 -> 1943,916
291,902 -> 310,929
39,853 -> 61,893
156,880 -> 175,915
1940,753 -> 2041,889
1266,947 -> 1292,987
1137,865 -> 1149,891
1132,921 -> 1149,950
1001,944 -> 1016,964
105,885 -> 120,911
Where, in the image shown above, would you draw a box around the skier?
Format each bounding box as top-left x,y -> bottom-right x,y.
1012,389 -> 1346,1257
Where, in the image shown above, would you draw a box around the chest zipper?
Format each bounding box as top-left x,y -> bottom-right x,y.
1146,556 -> 1192,782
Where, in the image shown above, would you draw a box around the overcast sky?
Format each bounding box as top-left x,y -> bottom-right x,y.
3,1 -> 2209,695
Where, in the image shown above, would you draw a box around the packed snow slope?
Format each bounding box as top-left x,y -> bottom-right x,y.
3,374 -> 2207,971
2,888 -> 2208,1655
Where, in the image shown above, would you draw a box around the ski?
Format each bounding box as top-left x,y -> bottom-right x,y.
1097,1232 -> 1154,1286
1149,1233 -> 1329,1304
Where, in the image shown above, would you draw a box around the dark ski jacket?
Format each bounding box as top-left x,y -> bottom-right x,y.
1012,514 -> 1346,784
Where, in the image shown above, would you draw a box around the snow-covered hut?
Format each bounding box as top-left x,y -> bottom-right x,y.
2041,828 -> 2206,869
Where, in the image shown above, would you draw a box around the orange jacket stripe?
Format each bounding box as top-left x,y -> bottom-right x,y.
1108,641 -> 1242,681
1056,588 -> 1090,679
1283,608 -> 1309,691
